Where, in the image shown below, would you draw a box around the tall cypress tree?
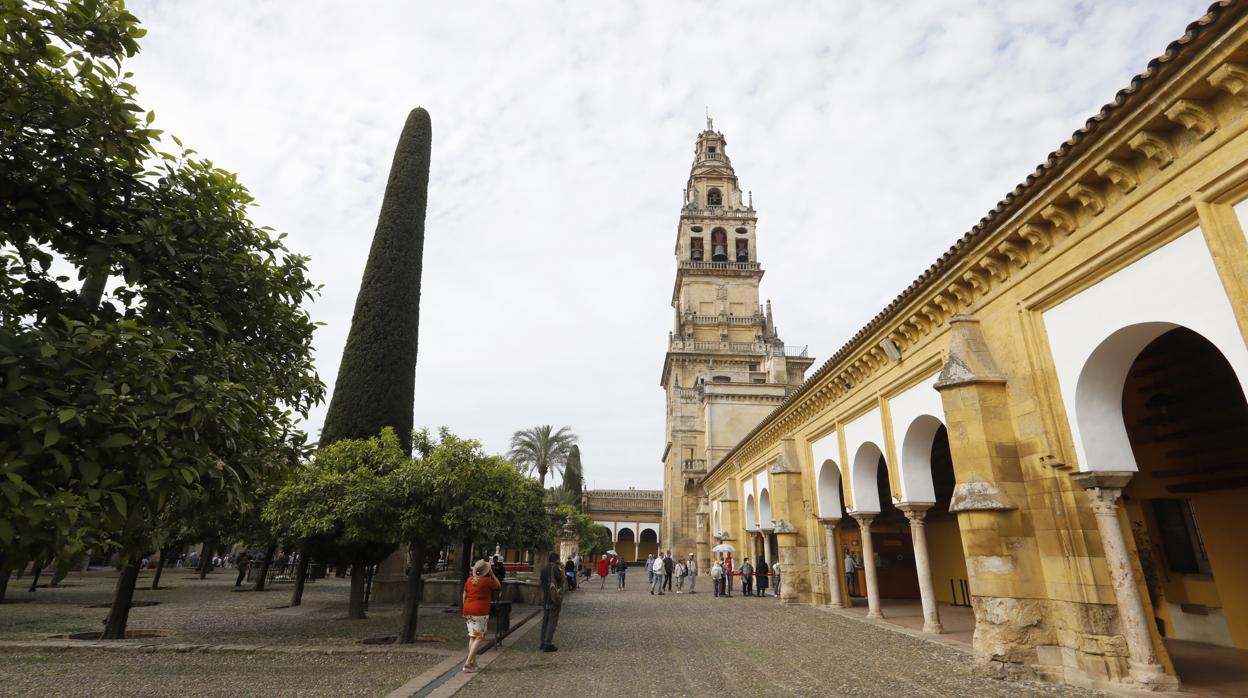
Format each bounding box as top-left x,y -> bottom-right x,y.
321,108 -> 431,454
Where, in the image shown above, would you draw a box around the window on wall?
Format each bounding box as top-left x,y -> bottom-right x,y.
711,375 -> 731,383
711,228 -> 727,261
690,237 -> 704,262
735,238 -> 749,262
707,188 -> 722,207
1152,498 -> 1211,575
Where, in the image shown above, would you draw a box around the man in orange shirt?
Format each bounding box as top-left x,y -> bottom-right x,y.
462,559 -> 500,672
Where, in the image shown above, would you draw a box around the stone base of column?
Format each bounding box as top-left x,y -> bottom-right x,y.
923,620 -> 944,634
370,547 -> 408,605
866,609 -> 883,619
1128,661 -> 1179,691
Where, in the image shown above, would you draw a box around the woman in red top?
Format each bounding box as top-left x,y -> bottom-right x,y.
462,559 -> 500,672
597,554 -> 610,589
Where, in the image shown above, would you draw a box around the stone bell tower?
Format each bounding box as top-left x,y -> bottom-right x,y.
659,118 -> 815,557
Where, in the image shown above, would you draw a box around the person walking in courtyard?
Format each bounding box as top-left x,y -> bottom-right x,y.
844,549 -> 858,597
616,557 -> 627,590
686,553 -> 698,593
565,557 -> 577,592
461,559 -> 500,672
491,555 -> 506,582
674,557 -> 687,593
773,560 -> 782,597
662,551 -> 674,592
539,552 -> 565,652
650,553 -> 666,595
711,560 -> 724,597
646,553 -> 655,588
598,554 -> 610,590
740,557 -> 753,596
724,554 -> 734,597
755,556 -> 769,597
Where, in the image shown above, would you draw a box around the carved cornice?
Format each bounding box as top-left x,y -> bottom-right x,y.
701,8 -> 1248,478
1209,61 -> 1248,106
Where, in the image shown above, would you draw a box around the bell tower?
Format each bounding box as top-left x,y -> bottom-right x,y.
659,119 -> 815,556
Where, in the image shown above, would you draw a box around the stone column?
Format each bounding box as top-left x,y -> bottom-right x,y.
852,513 -> 882,618
695,498 -> 710,575
1072,472 -> 1176,690
762,527 -> 776,565
898,503 -> 942,633
821,518 -> 843,608
370,546 -> 409,604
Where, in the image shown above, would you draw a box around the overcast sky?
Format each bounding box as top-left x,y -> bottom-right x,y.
124,0 -> 1211,490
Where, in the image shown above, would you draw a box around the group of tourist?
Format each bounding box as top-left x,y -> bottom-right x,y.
708,554 -> 782,598
643,551 -> 699,594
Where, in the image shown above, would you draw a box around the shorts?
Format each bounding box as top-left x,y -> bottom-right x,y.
465,615 -> 488,639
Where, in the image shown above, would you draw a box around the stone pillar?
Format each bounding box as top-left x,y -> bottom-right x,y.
852,513 -> 882,618
695,498 -> 710,576
762,527 -> 776,565
899,503 -> 942,633
773,520 -> 803,604
557,514 -> 579,563
1072,472 -> 1177,690
821,518 -> 843,608
370,546 -> 409,604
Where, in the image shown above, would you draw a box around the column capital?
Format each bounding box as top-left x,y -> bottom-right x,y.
1072,471 -> 1134,516
850,512 -> 876,528
898,503 -> 932,524
819,517 -> 841,530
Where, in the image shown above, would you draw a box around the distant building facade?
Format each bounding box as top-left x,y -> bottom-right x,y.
584,488 -> 662,562
675,3 -> 1248,693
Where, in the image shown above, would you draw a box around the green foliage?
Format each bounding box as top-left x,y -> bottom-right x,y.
416,428 -> 552,552
508,424 -> 577,488
0,0 -> 323,572
552,444 -> 583,510
263,429 -> 407,560
554,504 -> 610,557
319,108 -> 431,454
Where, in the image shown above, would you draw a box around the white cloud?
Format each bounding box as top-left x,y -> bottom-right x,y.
124,0 -> 1212,488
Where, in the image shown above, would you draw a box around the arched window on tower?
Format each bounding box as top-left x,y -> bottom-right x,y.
711,228 -> 727,262
707,188 -> 722,207
690,237 -> 704,262
735,238 -> 749,263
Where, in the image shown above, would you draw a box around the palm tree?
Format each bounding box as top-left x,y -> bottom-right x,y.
508,425 -> 578,488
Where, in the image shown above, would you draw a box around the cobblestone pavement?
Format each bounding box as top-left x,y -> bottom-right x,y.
457,577 -> 1106,698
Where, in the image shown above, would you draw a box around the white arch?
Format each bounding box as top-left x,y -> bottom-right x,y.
1044,227 -> 1248,471
759,488 -> 773,528
816,459 -> 844,519
850,441 -> 884,513
899,415 -> 943,504
745,494 -> 757,529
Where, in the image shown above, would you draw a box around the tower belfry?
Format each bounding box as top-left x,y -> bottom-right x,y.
659,123 -> 815,556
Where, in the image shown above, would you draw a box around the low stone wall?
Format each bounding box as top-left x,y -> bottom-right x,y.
418,575 -> 540,605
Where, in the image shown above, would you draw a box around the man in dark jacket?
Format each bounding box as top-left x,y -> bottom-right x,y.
539,552 -> 565,652
662,551 -> 674,592
491,555 -> 506,582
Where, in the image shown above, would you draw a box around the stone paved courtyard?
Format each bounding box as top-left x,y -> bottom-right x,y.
0,568 -> 1111,696
457,576 -> 1104,698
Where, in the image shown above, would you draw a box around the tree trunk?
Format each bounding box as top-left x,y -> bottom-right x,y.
348,553 -> 368,619
253,545 -> 276,592
290,548 -> 310,607
27,564 -> 42,592
0,552 -> 9,603
397,540 -> 426,643
101,558 -> 141,639
198,541 -> 215,580
150,546 -> 174,590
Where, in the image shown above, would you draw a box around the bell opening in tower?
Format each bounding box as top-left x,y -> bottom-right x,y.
711,228 -> 728,262
707,188 -> 722,207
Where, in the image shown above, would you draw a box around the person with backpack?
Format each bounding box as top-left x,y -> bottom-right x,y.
662,551 -> 674,592
710,560 -> 724,597
740,557 -> 754,597
674,558 -> 687,593
616,556 -> 627,590
539,552 -> 565,652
